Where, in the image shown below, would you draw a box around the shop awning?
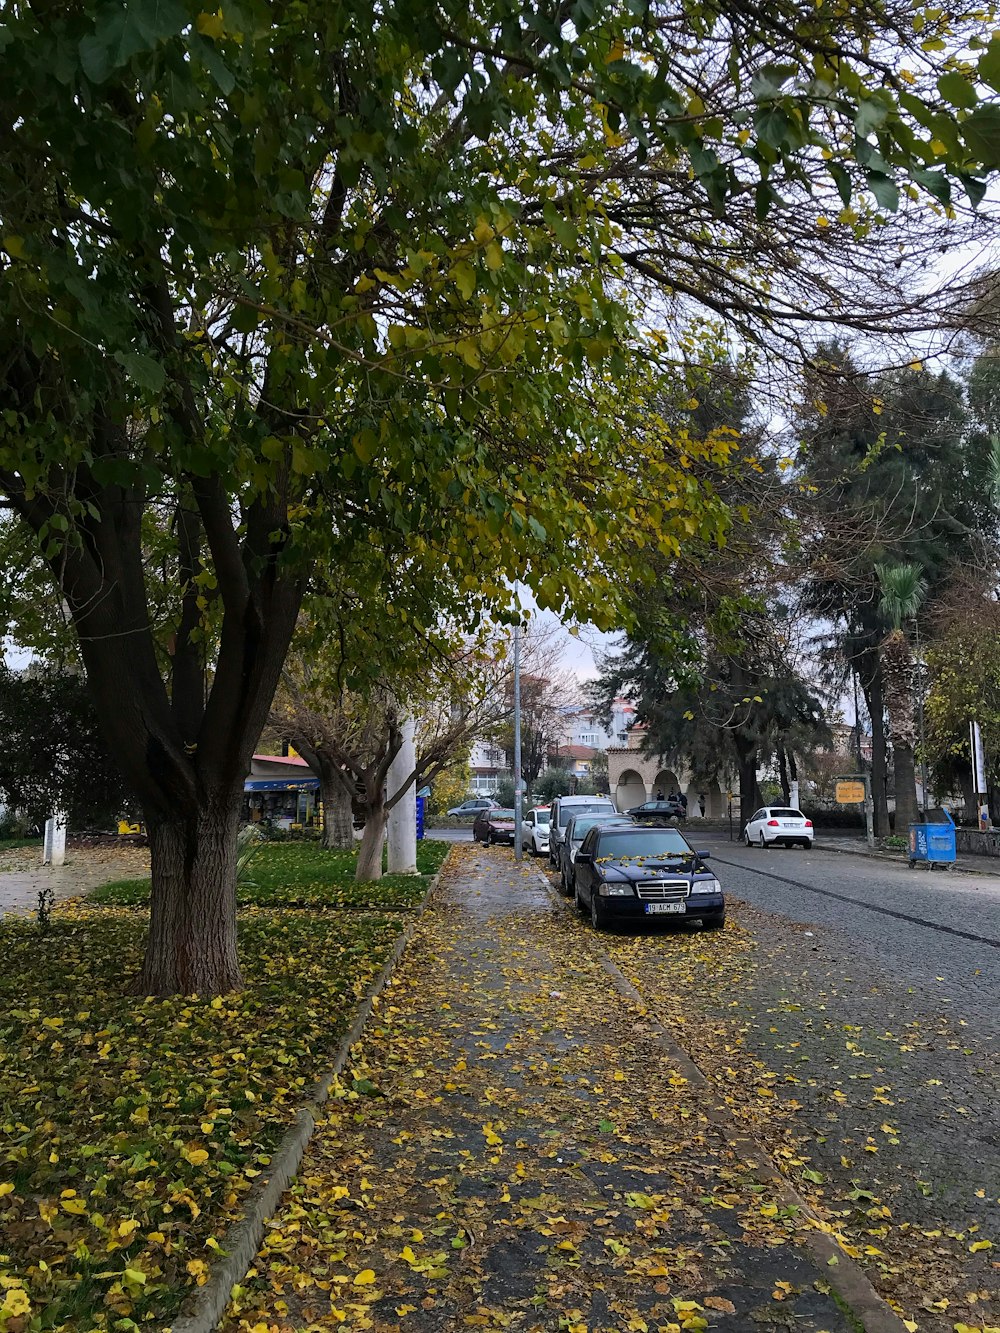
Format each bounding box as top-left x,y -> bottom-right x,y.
244,778 -> 320,792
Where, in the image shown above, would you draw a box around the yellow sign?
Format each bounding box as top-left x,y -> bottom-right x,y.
836,780 -> 865,804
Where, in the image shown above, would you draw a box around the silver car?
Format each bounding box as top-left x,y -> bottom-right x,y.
547,795 -> 618,867
558,812 -> 632,896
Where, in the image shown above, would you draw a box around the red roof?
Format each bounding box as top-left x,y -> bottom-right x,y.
551,744 -> 597,760
252,753 -> 309,766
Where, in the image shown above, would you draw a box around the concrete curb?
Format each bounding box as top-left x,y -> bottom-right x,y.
537,871 -> 908,1333
168,855 -> 450,1333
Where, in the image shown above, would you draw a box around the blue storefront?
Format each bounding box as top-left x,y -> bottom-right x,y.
242,775 -> 320,831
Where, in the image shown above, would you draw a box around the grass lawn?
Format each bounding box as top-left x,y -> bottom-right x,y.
0,839 -> 451,1330
0,836 -> 42,853
88,836 -> 451,908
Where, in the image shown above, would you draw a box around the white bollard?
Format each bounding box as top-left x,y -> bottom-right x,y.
42,814 -> 67,867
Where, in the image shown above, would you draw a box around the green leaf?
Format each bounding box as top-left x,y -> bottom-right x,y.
855,97 -> 889,137
754,107 -> 792,150
191,33 -> 236,96
978,40 -> 1000,91
909,166 -> 950,204
867,172 -> 899,212
957,171 -> 988,208
936,71 -> 978,109
79,0 -> 187,82
962,103 -> 1000,167
115,352 -> 165,393
828,162 -> 851,207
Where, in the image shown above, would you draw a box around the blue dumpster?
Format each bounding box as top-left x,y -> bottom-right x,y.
908,807 -> 956,870
416,795 -> 426,841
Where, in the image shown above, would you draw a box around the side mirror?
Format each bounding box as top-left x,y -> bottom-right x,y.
576,851 -> 593,864
696,850 -> 711,859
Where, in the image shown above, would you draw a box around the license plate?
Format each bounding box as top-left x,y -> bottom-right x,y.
782,822 -> 797,828
645,902 -> 685,914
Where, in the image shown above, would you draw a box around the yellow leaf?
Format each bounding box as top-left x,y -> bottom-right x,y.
195,10 -> 225,39
483,1123 -> 503,1146
400,1245 -> 416,1264
2,236 -> 25,260
485,241 -> 503,271
759,1202 -> 779,1217
970,1239 -> 993,1252
353,1269 -> 376,1286
118,1219 -> 139,1239
183,1146 -> 210,1166
0,1183 -> 14,1198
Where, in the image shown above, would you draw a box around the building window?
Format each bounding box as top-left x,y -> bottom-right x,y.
579,733 -> 598,746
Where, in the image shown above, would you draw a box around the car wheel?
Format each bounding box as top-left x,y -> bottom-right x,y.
590,892 -> 605,931
744,830 -> 752,847
759,832 -> 767,849
575,881 -> 587,914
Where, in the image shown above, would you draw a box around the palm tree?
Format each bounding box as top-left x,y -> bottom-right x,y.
877,562 -> 928,831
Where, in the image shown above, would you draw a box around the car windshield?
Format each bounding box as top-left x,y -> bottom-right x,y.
491,810 -> 516,820
571,815 -> 624,843
558,803 -> 614,827
596,829 -> 693,860
532,810 -> 551,824
770,808 -> 803,818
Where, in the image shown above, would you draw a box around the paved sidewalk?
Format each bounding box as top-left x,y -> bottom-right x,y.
221,846 -> 863,1332
0,853 -> 146,917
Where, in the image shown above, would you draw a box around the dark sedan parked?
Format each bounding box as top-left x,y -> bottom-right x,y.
473,808 -> 517,845
573,824 -> 725,931
626,799 -> 686,821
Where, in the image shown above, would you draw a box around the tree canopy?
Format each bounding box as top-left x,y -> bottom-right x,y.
3,0 -> 1000,991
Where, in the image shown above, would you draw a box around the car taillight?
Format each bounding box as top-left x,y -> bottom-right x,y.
767,819 -> 779,826
804,820 -> 813,828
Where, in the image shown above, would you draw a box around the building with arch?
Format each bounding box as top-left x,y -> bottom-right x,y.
606,727 -> 728,817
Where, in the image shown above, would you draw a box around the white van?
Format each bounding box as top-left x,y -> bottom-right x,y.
548,794 -> 618,867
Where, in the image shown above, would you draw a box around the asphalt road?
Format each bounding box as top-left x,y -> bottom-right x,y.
695,832 -> 1000,1040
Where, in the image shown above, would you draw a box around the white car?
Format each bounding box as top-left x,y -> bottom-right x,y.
744,806 -> 814,849
521,806 -> 551,856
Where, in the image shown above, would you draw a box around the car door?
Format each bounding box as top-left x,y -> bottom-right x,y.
746,809 -> 763,839
575,828 -> 598,904
522,811 -> 534,848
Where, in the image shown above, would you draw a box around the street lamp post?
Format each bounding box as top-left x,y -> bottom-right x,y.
513,611 -> 523,862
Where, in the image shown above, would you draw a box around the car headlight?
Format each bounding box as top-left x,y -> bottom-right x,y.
689,877 -> 723,895
599,883 -> 634,896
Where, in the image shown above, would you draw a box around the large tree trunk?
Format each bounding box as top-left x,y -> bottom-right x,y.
892,743 -> 919,831
356,801 -> 387,880
880,629 -> 919,835
777,745 -> 790,804
138,792 -> 242,996
859,661 -> 890,836
958,762 -> 975,823
733,738 -> 762,818
320,776 -> 354,849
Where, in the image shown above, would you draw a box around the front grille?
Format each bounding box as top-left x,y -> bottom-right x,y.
634,879 -> 688,903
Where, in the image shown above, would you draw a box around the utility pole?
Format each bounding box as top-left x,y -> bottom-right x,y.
513,608 -> 523,862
